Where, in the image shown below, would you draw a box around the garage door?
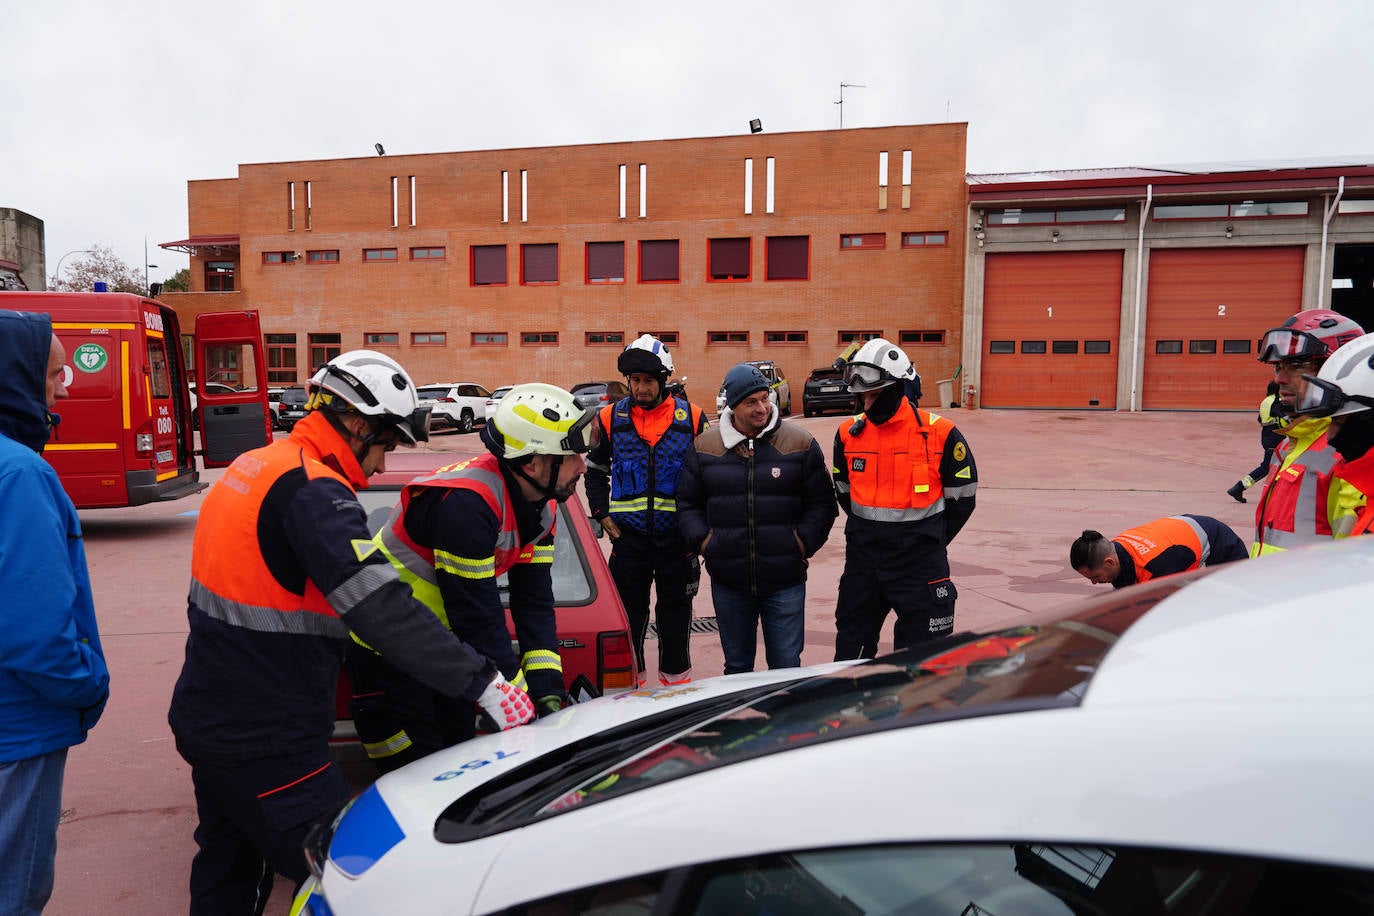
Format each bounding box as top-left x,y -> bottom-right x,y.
1142,247 -> 1304,409
981,251 -> 1123,408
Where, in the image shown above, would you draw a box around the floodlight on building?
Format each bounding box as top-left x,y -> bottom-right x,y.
375,143 -> 386,156
749,119 -> 763,134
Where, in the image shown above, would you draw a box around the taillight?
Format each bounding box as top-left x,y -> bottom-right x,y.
135,419 -> 154,457
438,397 -> 456,403
598,631 -> 637,690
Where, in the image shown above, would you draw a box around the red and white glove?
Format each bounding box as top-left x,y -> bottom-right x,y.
476,672 -> 535,731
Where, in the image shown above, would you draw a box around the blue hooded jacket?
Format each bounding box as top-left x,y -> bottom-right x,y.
0,310 -> 108,762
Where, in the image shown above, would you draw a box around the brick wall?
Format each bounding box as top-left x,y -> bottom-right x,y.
171,124 -> 968,398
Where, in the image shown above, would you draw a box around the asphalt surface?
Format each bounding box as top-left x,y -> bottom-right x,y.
48,407 -> 1261,914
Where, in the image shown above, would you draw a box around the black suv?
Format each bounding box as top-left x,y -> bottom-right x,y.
802,367 -> 855,417
277,386 -> 310,431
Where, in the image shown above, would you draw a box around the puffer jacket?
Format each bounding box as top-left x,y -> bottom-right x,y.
0,310 -> 109,762
678,404 -> 837,597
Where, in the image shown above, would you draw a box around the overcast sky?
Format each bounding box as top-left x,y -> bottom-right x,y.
6,0 -> 1373,285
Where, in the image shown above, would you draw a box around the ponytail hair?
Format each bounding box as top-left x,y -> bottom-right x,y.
1070,529 -> 1112,569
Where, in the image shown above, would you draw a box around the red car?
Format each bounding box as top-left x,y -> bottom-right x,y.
336,450 -> 638,753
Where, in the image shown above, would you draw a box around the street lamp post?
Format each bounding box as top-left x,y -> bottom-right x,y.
144,237 -> 159,296
52,249 -> 96,290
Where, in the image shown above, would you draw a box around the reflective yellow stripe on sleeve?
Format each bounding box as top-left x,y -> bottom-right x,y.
362,730 -> 413,761
522,648 -> 563,674
435,548 -> 496,580
530,544 -> 555,565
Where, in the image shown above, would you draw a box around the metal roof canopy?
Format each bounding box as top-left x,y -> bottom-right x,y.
160,234 -> 240,256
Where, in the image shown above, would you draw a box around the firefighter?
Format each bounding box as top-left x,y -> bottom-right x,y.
1293,335 -> 1374,536
168,351 -> 534,915
1252,309 -> 1366,555
1070,515 -> 1249,588
586,334 -> 709,685
351,383 -> 596,773
832,338 -> 978,660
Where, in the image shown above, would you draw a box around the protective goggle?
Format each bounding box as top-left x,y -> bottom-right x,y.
1257,328 -> 1330,364
842,362 -> 892,392
1294,374 -> 1374,418
560,408 -> 601,454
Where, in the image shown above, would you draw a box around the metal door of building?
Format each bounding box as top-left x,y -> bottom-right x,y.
981,251 -> 1123,408
1142,247 -> 1304,409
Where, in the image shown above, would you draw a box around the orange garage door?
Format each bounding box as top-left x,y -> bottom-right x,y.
1143,247 -> 1304,409
982,251 -> 1123,408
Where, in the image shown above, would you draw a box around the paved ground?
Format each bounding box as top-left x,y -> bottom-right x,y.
48,407 -> 1260,914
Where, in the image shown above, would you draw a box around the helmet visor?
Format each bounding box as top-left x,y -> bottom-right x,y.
388,405 -> 432,445
1257,328 -> 1330,363
843,362 -> 893,393
560,408 -> 600,454
1296,374 -> 1374,418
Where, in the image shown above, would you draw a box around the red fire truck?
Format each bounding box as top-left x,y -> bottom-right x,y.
0,291 -> 270,509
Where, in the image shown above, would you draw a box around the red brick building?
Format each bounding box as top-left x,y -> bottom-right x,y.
161,124 -> 968,402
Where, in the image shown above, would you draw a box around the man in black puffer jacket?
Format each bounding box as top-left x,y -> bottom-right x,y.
679,364 -> 838,674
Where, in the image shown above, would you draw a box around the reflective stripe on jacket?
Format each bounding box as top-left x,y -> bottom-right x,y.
604,395 -> 703,534
837,401 -> 956,523
1252,417 -> 1348,556
1114,515 -> 1208,584
371,452 -> 561,692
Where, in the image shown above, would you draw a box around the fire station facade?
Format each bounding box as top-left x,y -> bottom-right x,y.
160,124 -> 970,403
161,131 -> 1374,411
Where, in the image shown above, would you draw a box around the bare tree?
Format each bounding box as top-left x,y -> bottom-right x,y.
49,245 -> 145,294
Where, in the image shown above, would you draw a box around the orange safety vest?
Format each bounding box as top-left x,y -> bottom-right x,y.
1333,449 -> 1374,537
838,400 -> 954,522
188,410 -> 367,637
1113,515 -> 1207,584
1252,417 -> 1340,556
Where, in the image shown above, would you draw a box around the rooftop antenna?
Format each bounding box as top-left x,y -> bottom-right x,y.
835,82 -> 865,128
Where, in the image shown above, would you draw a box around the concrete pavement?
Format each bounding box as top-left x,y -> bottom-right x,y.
48,407 -> 1261,914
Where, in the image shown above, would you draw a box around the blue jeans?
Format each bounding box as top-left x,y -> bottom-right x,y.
0,748 -> 68,916
712,582 -> 806,674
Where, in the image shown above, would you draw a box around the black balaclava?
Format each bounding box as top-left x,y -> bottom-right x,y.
864,382 -> 907,425
1330,411 -> 1374,462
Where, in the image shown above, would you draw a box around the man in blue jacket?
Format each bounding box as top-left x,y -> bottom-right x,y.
0,311 -> 109,915
679,363 -> 837,674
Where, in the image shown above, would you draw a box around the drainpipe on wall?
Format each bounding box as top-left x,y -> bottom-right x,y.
1130,185 -> 1153,412
1317,176 -> 1345,312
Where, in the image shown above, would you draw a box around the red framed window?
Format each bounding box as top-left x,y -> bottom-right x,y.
472,332 -> 507,346
521,331 -> 559,345
639,240 -> 679,283
410,247 -> 446,260
840,233 -> 885,249
586,331 -> 625,345
308,333 -> 341,372
765,331 -> 808,344
205,261 -> 236,291
364,332 -> 398,346
839,330 -> 883,344
638,330 -> 679,345
521,244 -> 559,285
708,238 -> 751,281
306,250 -> 339,264
708,331 -> 749,344
262,251 -> 294,264
766,236 -> 809,281
363,248 -> 398,262
586,242 -> 625,284
411,332 -> 446,346
266,333 -> 297,384
471,245 -> 507,286
899,329 -> 945,345
901,232 -> 947,247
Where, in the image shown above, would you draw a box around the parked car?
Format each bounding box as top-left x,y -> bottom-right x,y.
336,449 -> 638,759
276,386 -> 309,431
267,386 -> 286,430
802,366 -> 855,417
417,383 -> 491,433
570,380 -> 629,411
294,538 -> 1374,915
484,385 -> 515,423
715,360 -> 790,415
